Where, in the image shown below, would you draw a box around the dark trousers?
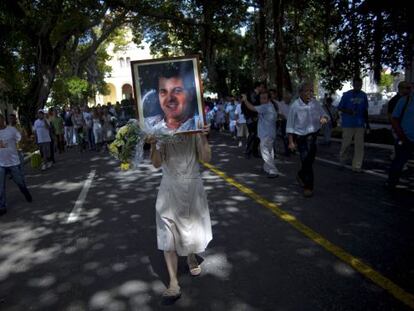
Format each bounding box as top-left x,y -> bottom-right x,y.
296,133 -> 318,190
49,138 -> 55,163
0,165 -> 31,209
387,140 -> 414,186
87,128 -> 95,150
55,134 -> 65,153
245,121 -> 260,156
278,119 -> 290,155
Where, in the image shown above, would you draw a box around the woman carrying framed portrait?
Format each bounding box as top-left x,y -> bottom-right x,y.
148,124 -> 212,302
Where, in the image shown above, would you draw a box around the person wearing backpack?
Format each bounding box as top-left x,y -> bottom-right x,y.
386,89 -> 414,190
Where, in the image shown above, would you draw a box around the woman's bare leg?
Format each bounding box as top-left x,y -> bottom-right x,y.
164,251 -> 179,288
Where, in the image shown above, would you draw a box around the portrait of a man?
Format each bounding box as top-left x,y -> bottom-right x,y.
131,56 -> 204,133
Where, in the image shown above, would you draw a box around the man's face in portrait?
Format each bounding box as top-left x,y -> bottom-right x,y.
158,76 -> 190,127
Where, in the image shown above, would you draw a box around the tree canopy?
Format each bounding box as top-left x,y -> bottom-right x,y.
0,0 -> 411,128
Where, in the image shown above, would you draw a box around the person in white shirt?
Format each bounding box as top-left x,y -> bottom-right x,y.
242,92 -> 279,178
286,82 -> 329,197
34,110 -> 52,171
0,114 -> 32,215
235,98 -> 248,147
225,97 -> 237,139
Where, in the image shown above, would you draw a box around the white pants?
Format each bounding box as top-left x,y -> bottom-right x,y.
260,137 -> 278,174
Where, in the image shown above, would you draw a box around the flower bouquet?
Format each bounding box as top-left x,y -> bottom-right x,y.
109,119 -> 184,170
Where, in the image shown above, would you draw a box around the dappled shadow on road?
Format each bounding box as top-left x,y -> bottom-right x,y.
0,134 -> 413,310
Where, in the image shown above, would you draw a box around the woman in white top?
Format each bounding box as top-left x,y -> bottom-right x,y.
102,107 -> 115,144
149,125 -> 212,301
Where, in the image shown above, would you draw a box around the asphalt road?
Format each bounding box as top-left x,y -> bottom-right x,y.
0,132 -> 413,311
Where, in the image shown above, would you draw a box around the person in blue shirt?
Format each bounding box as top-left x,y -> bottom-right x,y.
338,77 -> 370,172
386,90 -> 414,189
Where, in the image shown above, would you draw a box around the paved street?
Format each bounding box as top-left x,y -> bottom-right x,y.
0,132 -> 413,311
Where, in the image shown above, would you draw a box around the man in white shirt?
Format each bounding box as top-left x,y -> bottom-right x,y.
0,114 -> 32,216
242,92 -> 279,178
287,82 -> 329,197
34,109 -> 52,171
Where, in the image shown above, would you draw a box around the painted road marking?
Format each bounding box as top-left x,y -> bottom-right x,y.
67,170 -> 96,223
201,161 -> 414,309
315,157 -> 388,178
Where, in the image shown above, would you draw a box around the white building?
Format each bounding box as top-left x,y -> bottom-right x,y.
94,33 -> 152,105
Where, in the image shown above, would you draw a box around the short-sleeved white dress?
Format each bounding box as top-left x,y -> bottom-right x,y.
156,135 -> 212,256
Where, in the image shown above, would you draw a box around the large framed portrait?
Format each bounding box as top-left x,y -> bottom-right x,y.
131,55 -> 205,133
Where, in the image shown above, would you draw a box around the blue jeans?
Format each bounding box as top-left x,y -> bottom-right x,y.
0,165 -> 30,209
387,140 -> 414,187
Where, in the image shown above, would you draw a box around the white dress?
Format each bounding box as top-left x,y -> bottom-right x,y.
155,135 -> 212,256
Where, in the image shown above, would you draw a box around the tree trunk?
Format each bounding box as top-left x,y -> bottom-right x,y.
350,0 -> 361,78
256,0 -> 267,83
372,12 -> 383,83
200,2 -> 218,91
272,0 -> 292,97
404,32 -> 414,83
21,35 -> 64,133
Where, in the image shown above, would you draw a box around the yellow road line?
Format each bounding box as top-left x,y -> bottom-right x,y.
202,161 -> 414,309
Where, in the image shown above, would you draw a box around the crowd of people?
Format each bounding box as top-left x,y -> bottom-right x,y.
200,77 -> 413,196
32,102 -> 135,171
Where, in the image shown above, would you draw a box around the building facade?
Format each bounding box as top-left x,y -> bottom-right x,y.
94,36 -> 152,106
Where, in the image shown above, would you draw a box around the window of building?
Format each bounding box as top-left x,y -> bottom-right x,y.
119,57 -> 125,68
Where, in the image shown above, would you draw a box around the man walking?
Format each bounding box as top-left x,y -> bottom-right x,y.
34,109 -> 52,171
0,114 -> 32,216
286,82 -> 329,197
338,77 -> 370,172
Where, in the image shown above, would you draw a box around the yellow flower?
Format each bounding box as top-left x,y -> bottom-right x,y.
117,125 -> 129,138
108,142 -> 118,155
120,162 -> 130,170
